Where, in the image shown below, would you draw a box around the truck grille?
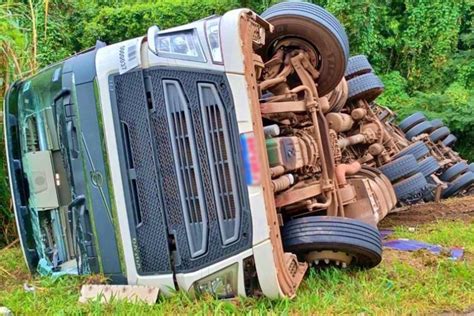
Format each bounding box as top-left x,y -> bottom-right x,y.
113,68 -> 251,273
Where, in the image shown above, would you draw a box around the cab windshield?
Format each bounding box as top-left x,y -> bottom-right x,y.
13,64 -> 87,275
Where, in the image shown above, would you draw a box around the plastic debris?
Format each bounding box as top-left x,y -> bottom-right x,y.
37,258 -> 77,279
79,285 -> 159,305
0,307 -> 12,316
379,229 -> 394,239
23,283 -> 36,293
383,239 -> 464,260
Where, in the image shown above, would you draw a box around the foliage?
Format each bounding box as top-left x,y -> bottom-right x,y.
78,0 -> 241,48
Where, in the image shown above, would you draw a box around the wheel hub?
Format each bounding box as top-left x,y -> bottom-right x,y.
305,250 -> 353,268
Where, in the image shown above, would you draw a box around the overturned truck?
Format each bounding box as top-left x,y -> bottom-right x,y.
4,2 -> 472,299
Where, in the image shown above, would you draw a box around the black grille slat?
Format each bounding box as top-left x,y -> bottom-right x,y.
164,80 -> 207,257
199,83 -> 241,244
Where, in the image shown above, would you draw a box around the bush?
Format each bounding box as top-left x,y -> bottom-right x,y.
78,0 -> 241,47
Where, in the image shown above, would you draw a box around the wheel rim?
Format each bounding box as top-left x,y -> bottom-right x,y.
261,4 -> 348,96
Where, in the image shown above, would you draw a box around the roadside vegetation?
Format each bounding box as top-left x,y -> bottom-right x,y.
1,219 -> 473,314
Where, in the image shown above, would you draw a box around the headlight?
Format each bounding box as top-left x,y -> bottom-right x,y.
191,263 -> 238,298
205,17 -> 223,63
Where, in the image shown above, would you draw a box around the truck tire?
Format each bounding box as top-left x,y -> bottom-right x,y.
398,112 -> 426,132
405,121 -> 433,140
379,155 -> 418,182
261,2 -> 349,96
282,216 -> 382,268
393,141 -> 429,160
440,162 -> 468,182
430,119 -> 444,131
418,156 -> 440,177
442,134 -> 457,147
345,55 -> 373,79
347,73 -> 384,102
430,126 -> 450,143
393,172 -> 428,200
442,171 -> 474,198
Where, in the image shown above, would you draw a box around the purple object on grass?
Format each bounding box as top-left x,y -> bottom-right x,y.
383,239 -> 464,260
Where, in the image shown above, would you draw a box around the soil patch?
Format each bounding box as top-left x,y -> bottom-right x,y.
380,196 -> 474,228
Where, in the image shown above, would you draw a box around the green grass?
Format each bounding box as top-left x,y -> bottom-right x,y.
1,220 -> 474,315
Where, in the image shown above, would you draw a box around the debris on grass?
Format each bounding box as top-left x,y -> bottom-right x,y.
383,239 -> 464,260
79,285 -> 160,305
0,307 -> 12,316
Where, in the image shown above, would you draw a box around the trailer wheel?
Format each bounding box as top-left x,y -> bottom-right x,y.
440,162 -> 468,182
430,126 -> 450,143
282,216 -> 382,268
430,119 -> 444,131
345,55 -> 373,79
442,171 -> 474,198
261,2 -> 349,96
405,121 -> 433,140
379,154 -> 418,182
393,141 -> 429,160
442,134 -> 457,147
398,112 -> 426,132
393,172 -> 428,200
347,73 -> 384,102
418,156 -> 440,177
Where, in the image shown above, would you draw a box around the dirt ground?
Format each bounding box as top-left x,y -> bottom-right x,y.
380,195 -> 474,228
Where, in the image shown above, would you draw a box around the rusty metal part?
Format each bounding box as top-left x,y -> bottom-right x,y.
343,177 -> 386,226
272,174 -> 295,192
270,165 -> 286,178
240,11 -> 306,298
260,101 -> 307,114
338,134 -> 366,149
430,174 -> 448,202
356,167 -> 397,212
335,161 -> 362,186
275,181 -> 323,208
351,108 -> 367,121
325,78 -> 349,113
326,113 -> 354,133
368,143 -> 385,156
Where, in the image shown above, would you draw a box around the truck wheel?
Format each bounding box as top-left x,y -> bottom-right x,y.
379,154 -> 418,182
393,141 -> 429,160
282,216 -> 382,268
405,121 -> 433,140
398,112 -> 426,132
261,2 -> 349,96
345,55 -> 373,80
393,172 -> 428,200
442,171 -> 474,198
442,134 -> 457,147
418,156 -> 440,177
430,119 -> 444,131
430,126 -> 450,143
347,73 -> 384,102
440,162 -> 468,182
